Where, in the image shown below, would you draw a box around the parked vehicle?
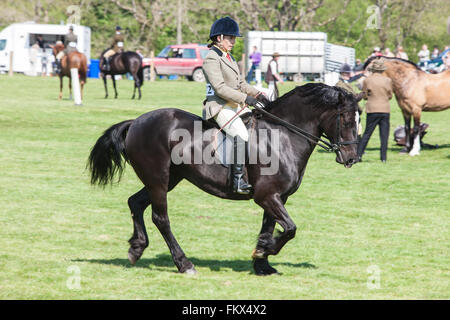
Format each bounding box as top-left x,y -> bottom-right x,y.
0,22 -> 91,74
245,31 -> 355,82
418,48 -> 450,73
142,43 -> 209,81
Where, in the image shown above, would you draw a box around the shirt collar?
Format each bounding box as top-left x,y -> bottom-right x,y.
213,45 -> 229,54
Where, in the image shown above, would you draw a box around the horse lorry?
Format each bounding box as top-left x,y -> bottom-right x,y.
0,22 -> 91,75
244,31 -> 355,85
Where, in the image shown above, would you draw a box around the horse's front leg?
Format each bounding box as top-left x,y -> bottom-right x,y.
409,108 -> 422,156
112,75 -> 118,99
58,76 -> 63,100
253,194 -> 296,275
252,211 -> 279,275
102,73 -> 108,99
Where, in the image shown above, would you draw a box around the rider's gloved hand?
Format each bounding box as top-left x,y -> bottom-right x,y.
256,93 -> 270,107
245,95 -> 258,107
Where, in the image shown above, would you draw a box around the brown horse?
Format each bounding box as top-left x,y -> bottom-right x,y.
364,56 -> 450,156
51,43 -> 88,100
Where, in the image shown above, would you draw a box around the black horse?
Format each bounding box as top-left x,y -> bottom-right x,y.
100,50 -> 144,99
88,83 -> 361,275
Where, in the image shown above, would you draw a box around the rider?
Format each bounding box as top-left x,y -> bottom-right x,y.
202,17 -> 270,195
55,25 -> 77,73
103,26 -> 125,71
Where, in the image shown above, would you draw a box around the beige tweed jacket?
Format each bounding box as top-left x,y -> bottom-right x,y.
202,46 -> 259,119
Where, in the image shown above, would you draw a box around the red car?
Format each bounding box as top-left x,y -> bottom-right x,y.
142,43 -> 209,82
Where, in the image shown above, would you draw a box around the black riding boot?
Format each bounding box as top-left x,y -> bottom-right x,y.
231,136 -> 252,195
55,59 -> 61,74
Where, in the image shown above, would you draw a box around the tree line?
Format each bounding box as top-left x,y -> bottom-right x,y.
1,0 -> 449,62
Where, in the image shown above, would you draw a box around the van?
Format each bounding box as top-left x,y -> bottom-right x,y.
0,22 -> 91,74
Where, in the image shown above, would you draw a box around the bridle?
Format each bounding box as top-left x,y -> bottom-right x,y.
252,102 -> 358,155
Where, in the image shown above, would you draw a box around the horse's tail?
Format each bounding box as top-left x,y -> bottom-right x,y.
137,66 -> 144,87
79,53 -> 88,83
88,120 -> 134,186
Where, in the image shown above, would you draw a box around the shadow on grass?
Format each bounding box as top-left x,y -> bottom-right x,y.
316,143 -> 450,154
73,253 -> 317,273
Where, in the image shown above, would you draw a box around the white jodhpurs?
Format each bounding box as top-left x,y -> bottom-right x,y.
214,105 -> 251,142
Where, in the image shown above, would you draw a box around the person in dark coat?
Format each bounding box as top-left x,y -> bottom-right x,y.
102,26 -> 125,71
357,60 -> 393,162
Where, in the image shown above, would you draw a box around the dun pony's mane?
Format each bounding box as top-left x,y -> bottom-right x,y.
363,56 -> 422,71
265,83 -> 352,111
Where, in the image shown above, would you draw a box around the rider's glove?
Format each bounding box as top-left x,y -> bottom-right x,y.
245,95 -> 258,107
256,93 -> 270,107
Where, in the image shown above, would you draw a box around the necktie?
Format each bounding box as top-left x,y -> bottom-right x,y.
226,53 -> 231,62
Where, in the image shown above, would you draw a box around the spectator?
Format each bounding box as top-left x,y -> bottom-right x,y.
417,44 -> 430,62
357,60 -> 393,163
265,52 -> 284,101
395,46 -> 409,60
373,47 -> 383,57
353,59 -> 364,72
36,35 -> 45,49
246,46 -> 261,83
41,50 -> 48,77
431,45 -> 440,59
335,64 -> 363,138
384,47 -> 395,57
443,50 -> 450,70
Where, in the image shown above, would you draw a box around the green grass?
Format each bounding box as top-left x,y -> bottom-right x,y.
0,74 -> 448,299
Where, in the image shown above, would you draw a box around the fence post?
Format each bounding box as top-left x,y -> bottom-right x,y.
150,50 -> 156,82
70,68 -> 82,105
9,51 -> 13,76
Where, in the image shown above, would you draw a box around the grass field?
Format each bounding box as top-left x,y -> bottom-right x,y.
0,74 -> 448,299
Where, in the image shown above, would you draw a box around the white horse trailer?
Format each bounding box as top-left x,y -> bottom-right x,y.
245,31 -> 355,82
0,22 -> 91,74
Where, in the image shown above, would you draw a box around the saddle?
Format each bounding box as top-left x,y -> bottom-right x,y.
202,112 -> 255,168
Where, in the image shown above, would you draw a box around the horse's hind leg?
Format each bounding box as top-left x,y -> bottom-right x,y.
132,82 -> 136,100
151,186 -> 196,274
400,110 -> 411,154
128,187 -> 151,265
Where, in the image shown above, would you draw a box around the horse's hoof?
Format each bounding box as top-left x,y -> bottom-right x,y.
183,267 -> 197,275
253,259 -> 279,276
128,251 -> 138,265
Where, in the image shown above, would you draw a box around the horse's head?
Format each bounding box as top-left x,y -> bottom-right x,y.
51,42 -> 65,57
320,87 -> 362,168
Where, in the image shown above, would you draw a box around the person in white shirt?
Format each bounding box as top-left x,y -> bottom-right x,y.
395,46 -> 409,60
417,44 -> 430,62
265,52 -> 284,101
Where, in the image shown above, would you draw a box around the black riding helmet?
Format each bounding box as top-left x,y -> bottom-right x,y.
209,17 -> 241,40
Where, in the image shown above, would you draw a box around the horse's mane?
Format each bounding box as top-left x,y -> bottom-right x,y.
265,83 -> 352,111
363,56 -> 421,71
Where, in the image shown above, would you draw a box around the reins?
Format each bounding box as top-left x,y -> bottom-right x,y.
251,102 -> 356,153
